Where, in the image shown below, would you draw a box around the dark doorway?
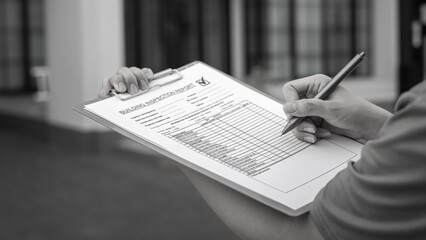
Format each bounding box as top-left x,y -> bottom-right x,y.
0,0 -> 45,94
399,0 -> 426,93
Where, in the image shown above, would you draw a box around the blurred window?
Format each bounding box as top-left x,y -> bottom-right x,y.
125,0 -> 371,83
246,0 -> 371,83
124,0 -> 230,73
0,0 -> 45,93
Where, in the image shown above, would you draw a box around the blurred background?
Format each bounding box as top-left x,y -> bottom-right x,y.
0,0 -> 423,239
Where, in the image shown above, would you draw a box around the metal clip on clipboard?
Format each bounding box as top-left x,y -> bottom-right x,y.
110,68 -> 183,100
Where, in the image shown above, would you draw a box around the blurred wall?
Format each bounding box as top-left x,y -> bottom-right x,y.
341,0 -> 399,102
45,0 -> 124,132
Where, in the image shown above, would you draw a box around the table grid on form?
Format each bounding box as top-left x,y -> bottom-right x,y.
165,100 -> 310,176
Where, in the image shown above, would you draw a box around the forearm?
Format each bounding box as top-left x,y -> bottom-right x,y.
180,166 -> 323,240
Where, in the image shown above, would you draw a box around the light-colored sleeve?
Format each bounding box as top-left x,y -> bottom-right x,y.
310,81 -> 426,240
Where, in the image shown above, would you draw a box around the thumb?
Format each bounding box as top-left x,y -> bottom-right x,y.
283,99 -> 330,118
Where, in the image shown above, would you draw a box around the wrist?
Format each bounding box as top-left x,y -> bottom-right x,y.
364,107 -> 393,140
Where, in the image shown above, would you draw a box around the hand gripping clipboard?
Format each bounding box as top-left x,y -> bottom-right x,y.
74,61 -> 363,217
73,62 -> 304,216
110,68 -> 183,100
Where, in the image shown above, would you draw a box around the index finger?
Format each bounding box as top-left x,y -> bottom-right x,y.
282,74 -> 331,102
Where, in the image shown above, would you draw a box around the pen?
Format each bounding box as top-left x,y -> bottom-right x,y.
281,52 -> 365,136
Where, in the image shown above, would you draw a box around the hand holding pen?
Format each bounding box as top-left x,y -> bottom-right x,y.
281,53 -> 392,143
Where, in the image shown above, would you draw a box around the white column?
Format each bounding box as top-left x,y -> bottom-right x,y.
45,0 -> 124,131
230,0 -> 246,80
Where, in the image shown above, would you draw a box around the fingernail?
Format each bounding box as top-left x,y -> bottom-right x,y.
321,131 -> 331,138
113,83 -> 119,90
304,136 -> 315,143
317,129 -> 331,138
130,84 -> 138,94
304,127 -> 316,134
118,82 -> 126,92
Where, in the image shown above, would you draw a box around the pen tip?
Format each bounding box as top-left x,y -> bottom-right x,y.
281,122 -> 291,136
281,128 -> 290,136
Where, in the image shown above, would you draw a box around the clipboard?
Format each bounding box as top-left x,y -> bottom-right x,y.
74,61 -> 363,216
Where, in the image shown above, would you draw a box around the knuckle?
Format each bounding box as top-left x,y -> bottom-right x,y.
110,74 -> 123,84
128,66 -> 141,73
300,100 -> 316,113
117,67 -> 128,74
282,82 -> 291,94
282,81 -> 291,89
314,74 -> 331,82
313,74 -> 332,89
141,68 -> 154,79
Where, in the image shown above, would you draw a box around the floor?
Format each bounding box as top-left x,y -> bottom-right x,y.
0,96 -> 238,240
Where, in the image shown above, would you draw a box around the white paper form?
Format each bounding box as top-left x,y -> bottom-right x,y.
83,62 -> 363,215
